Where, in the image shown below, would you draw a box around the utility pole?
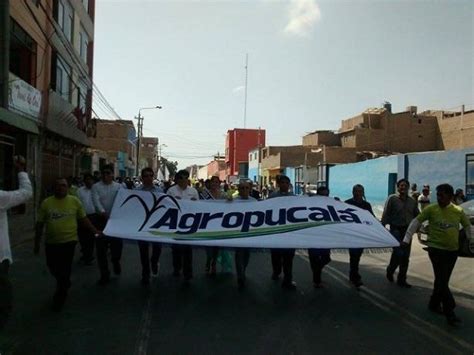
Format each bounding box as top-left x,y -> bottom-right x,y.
135,113 -> 143,176
135,106 -> 162,176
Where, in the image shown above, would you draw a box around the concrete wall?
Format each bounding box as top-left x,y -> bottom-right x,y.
402,149 -> 474,197
302,131 -> 340,146
328,155 -> 398,213
437,111 -> 474,150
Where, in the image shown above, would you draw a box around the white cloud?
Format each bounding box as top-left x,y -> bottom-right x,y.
284,0 -> 321,37
232,85 -> 245,94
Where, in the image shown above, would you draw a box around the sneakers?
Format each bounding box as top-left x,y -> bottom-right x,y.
237,278 -> 246,290
271,273 -> 280,281
386,271 -> 394,283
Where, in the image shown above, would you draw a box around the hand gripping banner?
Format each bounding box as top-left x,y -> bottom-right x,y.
104,189 -> 399,249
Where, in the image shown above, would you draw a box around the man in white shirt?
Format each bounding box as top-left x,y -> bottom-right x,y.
166,170 -> 198,281
136,168 -> 164,285
0,156 -> 32,328
77,174 -> 97,265
91,165 -> 122,285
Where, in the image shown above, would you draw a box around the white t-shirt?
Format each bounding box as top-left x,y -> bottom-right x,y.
167,184 -> 199,200
77,186 -> 96,215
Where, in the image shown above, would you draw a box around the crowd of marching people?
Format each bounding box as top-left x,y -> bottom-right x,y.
1,157 -> 473,329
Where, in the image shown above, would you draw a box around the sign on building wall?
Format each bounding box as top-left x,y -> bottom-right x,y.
8,74 -> 42,119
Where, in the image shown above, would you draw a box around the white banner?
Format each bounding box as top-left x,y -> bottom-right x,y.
104,189 -> 399,249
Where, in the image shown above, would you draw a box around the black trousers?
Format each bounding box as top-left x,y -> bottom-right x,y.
93,215 -> 123,278
78,213 -> 97,261
428,247 -> 458,315
271,249 -> 295,282
45,241 -> 77,293
235,249 -> 250,280
308,249 -> 331,284
96,237 -> 123,278
387,226 -> 411,282
349,248 -> 363,282
172,245 -> 193,278
0,260 -> 11,329
138,241 -> 161,278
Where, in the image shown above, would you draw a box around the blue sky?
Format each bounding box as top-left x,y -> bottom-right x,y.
93,0 -> 473,168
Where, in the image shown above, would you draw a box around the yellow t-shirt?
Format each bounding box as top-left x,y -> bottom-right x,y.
416,203 -> 470,251
38,195 -> 86,244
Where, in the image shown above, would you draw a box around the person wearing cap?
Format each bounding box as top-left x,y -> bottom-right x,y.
402,183 -> 472,326
268,175 -> 297,290
0,156 -> 32,328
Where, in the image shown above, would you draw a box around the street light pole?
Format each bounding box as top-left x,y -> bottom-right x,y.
135,106 -> 162,176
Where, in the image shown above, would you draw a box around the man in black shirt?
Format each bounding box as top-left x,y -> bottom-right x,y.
345,184 -> 374,287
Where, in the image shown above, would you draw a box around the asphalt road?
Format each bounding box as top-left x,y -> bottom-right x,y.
1,239 -> 473,355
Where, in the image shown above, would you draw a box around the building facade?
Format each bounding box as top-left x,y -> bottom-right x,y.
225,128 -> 265,181
88,119 -> 136,178
0,0 -> 95,242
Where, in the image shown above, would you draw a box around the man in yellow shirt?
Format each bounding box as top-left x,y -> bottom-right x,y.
35,178 -> 101,311
402,183 -> 472,326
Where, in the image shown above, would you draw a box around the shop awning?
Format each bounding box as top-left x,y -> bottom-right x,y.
0,107 -> 39,135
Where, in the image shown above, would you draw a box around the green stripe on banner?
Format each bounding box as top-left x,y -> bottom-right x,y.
149,220 -> 338,240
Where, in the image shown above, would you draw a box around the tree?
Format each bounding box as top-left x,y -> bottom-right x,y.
160,157 -> 178,178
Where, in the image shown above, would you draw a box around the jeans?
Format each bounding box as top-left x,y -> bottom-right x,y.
0,260 -> 11,329
428,247 -> 458,315
271,249 -> 295,282
308,249 -> 331,284
387,226 -> 411,283
138,241 -> 161,278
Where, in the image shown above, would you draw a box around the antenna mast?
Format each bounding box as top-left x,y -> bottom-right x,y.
243,53 -> 248,128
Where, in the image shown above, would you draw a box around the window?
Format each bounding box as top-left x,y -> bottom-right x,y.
82,0 -> 89,13
55,0 -> 74,42
79,26 -> 89,63
249,154 -> 252,161
9,19 -> 37,86
77,80 -> 88,111
466,155 -> 474,196
52,53 -> 72,102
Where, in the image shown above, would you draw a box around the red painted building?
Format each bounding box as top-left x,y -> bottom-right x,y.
225,128 -> 266,181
